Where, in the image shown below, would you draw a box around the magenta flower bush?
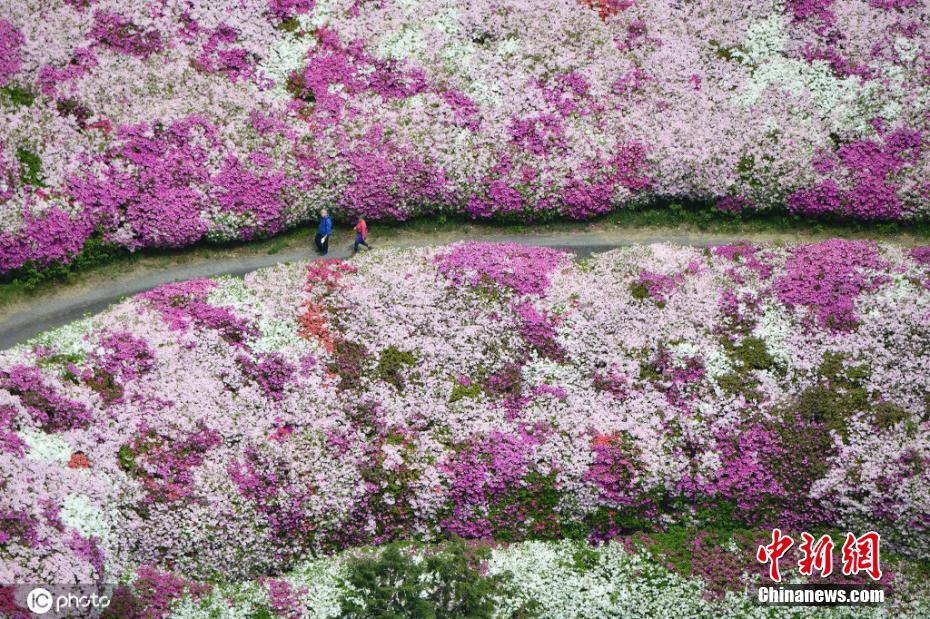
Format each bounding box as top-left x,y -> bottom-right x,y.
0,18 -> 24,87
1,240 -> 929,614
2,1 -> 930,274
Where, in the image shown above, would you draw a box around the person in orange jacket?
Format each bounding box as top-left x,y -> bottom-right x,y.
353,216 -> 371,254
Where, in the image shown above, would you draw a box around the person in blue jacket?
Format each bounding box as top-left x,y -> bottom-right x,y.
315,209 -> 332,255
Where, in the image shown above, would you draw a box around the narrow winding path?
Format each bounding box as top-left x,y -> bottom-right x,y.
0,228 -> 920,350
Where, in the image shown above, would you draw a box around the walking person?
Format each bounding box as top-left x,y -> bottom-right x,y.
353,215 -> 371,254
315,209 -> 332,255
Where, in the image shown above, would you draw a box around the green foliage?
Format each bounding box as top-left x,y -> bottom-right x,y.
633,525 -> 764,595
768,413 -> 834,520
736,154 -> 754,178
587,506 -> 651,537
872,401 -> 911,431
791,352 -> 873,437
56,98 -> 91,124
117,444 -> 136,474
793,384 -> 865,437
328,340 -> 369,390
716,336 -> 776,401
724,336 -> 774,371
637,359 -> 661,382
638,526 -> 696,576
84,368 -> 124,405
277,17 -> 300,32
337,540 -> 513,619
375,346 -> 418,391
385,431 -> 407,446
99,584 -> 146,619
629,280 -> 649,300
708,39 -> 746,62
555,519 -> 590,541
356,437 -> 420,537
346,400 -> 381,434
264,239 -> 288,255
585,488 -> 670,536
489,471 -> 562,543
1,83 -> 36,106
569,546 -> 600,573
286,72 -> 315,103
735,154 -> 764,189
629,280 -> 666,308
715,371 -> 762,401
688,499 -> 746,532
819,351 -> 870,387
469,276 -> 507,305
480,362 -> 523,402
0,234 -> 125,296
449,381 -> 482,403
61,366 -> 82,385
36,352 -> 85,368
16,147 -> 46,187
574,258 -> 594,273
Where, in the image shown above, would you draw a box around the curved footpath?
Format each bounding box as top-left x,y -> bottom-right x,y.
0,228 -> 922,350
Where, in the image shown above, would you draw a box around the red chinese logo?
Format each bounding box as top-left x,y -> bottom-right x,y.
798,532 -> 834,577
756,528 -> 794,582
757,530 -> 882,582
841,531 -> 883,580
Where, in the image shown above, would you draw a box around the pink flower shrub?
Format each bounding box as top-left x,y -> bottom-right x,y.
585,432 -> 651,508
0,365 -> 93,432
106,565 -> 211,619
123,423 -> 223,503
268,0 -> 315,21
637,271 -> 679,303
0,209 -> 94,273
89,11 -> 163,59
0,405 -> 25,456
237,352 -> 296,401
787,0 -> 835,24
0,19 -> 23,87
434,242 -> 569,296
908,246 -> 930,265
441,431 -> 535,539
682,425 -> 793,523
262,577 -> 307,619
910,246 -> 930,289
2,1 -> 930,275
140,279 -> 256,342
90,332 -> 154,380
513,301 -> 565,361
774,239 -> 889,330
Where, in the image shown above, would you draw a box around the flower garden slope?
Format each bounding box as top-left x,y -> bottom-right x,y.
2,1 -> 930,275
1,240 -> 929,616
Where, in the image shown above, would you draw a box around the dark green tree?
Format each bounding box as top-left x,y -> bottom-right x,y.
338,540 -> 527,619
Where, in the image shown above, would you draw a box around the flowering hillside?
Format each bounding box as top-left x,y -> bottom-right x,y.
2,241 -> 930,615
2,1 -> 930,274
